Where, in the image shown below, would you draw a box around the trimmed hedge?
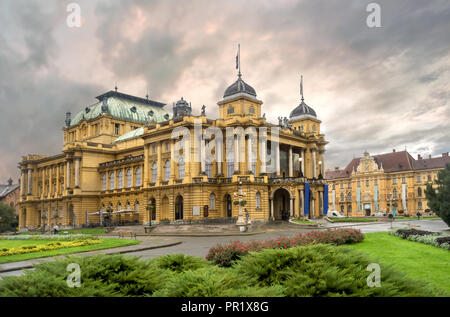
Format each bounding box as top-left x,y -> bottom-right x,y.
206,228 -> 364,267
0,234 -> 98,241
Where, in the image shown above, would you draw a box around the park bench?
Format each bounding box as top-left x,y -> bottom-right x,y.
118,231 -> 137,239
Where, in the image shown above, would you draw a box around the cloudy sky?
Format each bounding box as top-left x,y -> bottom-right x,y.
0,0 -> 449,182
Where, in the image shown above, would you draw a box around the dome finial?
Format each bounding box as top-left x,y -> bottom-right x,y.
300,75 -> 304,102
236,44 -> 241,78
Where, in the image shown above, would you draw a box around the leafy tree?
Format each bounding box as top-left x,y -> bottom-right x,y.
425,163 -> 450,227
0,202 -> 18,233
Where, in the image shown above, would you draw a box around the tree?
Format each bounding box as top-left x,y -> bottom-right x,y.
0,202 -> 18,233
425,163 -> 450,227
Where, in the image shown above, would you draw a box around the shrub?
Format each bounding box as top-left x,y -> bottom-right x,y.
0,234 -> 98,241
394,228 -> 438,238
234,244 -> 437,297
206,229 -> 364,267
0,254 -> 169,297
150,254 -> 210,273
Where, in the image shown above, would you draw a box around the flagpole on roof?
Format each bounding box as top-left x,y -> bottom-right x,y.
300,75 -> 304,102
237,44 -> 241,78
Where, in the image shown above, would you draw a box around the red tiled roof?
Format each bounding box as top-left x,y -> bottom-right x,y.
326,151 -> 449,180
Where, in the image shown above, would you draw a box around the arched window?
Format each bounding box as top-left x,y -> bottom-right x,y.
117,203 -> 122,211
340,193 -> 344,201
126,201 -> 130,210
102,173 -> 107,191
152,163 -> 158,183
393,188 -> 398,198
126,169 -> 132,188
135,201 -> 139,212
164,160 -> 170,181
118,170 -> 124,189
110,172 -> 115,190
417,187 -> 422,197
178,157 -> 185,179
210,193 -> 216,210
347,192 -> 352,200
135,167 -> 142,186
256,192 -> 261,209
418,202 -> 422,210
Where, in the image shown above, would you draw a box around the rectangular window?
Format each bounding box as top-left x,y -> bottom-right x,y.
402,177 -> 406,184
114,124 -> 120,135
417,176 -> 421,183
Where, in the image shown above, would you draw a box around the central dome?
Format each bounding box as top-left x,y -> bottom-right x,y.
223,76 -> 257,99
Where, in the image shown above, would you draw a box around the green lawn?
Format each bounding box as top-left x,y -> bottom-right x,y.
57,228 -> 107,235
346,232 -> 450,296
0,238 -> 139,264
329,217 -> 378,223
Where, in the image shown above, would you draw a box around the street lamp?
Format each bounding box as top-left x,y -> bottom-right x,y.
318,161 -> 323,179
235,181 -> 247,231
298,157 -> 303,177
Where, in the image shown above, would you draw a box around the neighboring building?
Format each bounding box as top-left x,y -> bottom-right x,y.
18,71 -> 328,230
0,178 -> 20,215
325,150 -> 450,216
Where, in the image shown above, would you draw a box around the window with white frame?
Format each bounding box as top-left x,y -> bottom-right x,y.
256,192 -> 261,209
118,170 -> 124,189
135,167 -> 142,186
152,163 -> 157,183
210,193 -> 215,210
126,169 -> 132,188
110,172 -> 115,190
178,157 -> 185,179
164,161 -> 170,181
205,159 -> 212,178
227,161 -> 234,178
102,173 -> 107,191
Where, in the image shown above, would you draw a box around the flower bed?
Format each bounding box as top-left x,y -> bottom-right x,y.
0,239 -> 102,256
389,229 -> 450,250
206,228 -> 364,267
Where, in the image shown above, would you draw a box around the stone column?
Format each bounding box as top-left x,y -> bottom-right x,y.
270,198 -> 274,220
66,160 -> 71,189
275,143 -> 280,177
200,138 -> 206,174
288,146 -> 293,177
157,141 -> 162,182
49,166 -> 53,197
260,138 -> 267,174
300,189 -> 304,216
217,139 -> 222,175
301,149 -> 305,176
319,191 -> 323,216
56,164 -> 60,195
234,135 -> 239,174
312,149 -> 317,178
170,140 -> 176,180
289,197 -> 294,218
20,170 -> 25,196
74,158 -> 80,188
41,167 -> 45,198
27,168 -> 32,195
247,136 -> 252,173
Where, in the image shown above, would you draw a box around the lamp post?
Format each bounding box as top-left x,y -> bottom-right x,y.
235,181 -> 247,232
318,160 -> 323,179
298,157 -> 303,177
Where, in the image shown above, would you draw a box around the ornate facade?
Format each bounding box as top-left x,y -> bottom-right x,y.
18,72 -> 328,230
325,150 -> 450,216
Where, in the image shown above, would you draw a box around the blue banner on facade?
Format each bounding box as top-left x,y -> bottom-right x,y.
304,182 -> 309,215
324,184 -> 328,215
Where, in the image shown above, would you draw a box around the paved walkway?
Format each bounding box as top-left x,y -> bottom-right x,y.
0,236 -> 180,274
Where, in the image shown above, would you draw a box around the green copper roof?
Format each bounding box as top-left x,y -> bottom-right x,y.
69,91 -> 171,127
113,127 -> 145,143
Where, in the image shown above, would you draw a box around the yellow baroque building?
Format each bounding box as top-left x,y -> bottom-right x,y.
18,73 -> 328,230
325,150 -> 450,216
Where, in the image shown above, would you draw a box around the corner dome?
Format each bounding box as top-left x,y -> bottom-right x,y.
223,75 -> 257,99
289,100 -> 317,120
